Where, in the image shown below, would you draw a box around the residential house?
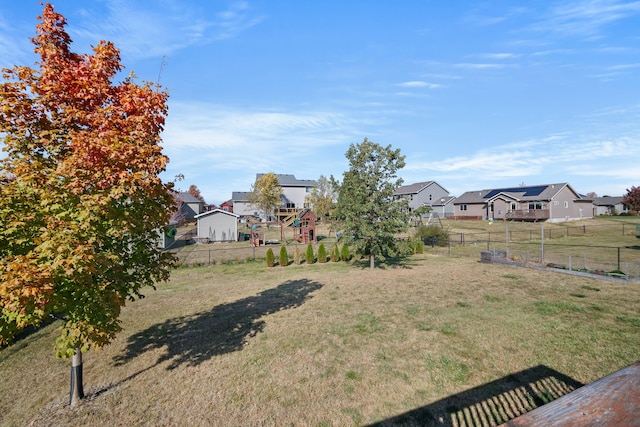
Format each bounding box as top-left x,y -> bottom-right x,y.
453,183 -> 592,222
231,174 -> 317,222
219,200 -> 233,212
592,196 -> 628,216
230,191 -> 256,218
179,192 -> 205,219
195,209 -> 240,242
393,181 -> 454,217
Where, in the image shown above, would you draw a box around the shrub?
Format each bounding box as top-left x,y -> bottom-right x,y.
415,240 -> 424,254
340,243 -> 351,262
416,225 -> 449,247
318,243 -> 327,263
265,248 -> 275,267
279,245 -> 289,267
305,243 -> 315,264
330,244 -> 340,262
294,246 -> 301,265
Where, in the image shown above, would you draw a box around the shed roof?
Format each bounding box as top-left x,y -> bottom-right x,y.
194,209 -> 240,219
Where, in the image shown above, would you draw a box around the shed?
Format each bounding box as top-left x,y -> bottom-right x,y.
195,209 -> 240,242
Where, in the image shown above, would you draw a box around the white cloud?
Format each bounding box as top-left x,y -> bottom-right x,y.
69,0 -> 264,60
396,81 -> 442,89
533,0 -> 640,39
453,63 -> 512,70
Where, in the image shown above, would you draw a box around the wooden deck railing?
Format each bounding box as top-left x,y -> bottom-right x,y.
505,209 -> 550,221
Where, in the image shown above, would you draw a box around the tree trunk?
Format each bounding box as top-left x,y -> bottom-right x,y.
69,347 -> 84,406
370,254 -> 375,269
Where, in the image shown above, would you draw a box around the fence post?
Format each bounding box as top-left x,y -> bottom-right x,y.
541,224 -> 544,263
618,247 -> 621,272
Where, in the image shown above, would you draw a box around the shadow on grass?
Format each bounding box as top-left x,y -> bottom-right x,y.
352,256 -> 420,270
366,365 -> 583,427
113,279 -> 323,370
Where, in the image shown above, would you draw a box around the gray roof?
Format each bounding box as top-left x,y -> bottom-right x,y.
455,183 -> 577,204
431,195 -> 456,206
179,192 -> 204,204
394,181 -> 436,196
256,173 -> 316,187
593,196 -> 624,206
231,191 -> 251,201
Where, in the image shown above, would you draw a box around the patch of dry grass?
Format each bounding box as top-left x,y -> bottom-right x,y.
1,255 -> 639,426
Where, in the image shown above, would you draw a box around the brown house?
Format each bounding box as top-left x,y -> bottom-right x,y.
453,183 -> 592,222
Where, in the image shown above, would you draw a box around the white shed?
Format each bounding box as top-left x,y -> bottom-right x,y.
195,209 -> 240,242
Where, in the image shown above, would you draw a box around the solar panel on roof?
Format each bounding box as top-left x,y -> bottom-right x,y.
483,185 -> 548,199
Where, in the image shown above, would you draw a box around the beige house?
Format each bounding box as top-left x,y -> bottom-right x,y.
453,183 -> 592,222
231,174 -> 316,222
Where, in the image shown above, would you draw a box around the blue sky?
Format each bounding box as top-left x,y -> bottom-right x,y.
2,1 -> 640,204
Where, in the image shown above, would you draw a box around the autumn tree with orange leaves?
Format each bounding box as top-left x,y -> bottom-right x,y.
0,4 -> 174,405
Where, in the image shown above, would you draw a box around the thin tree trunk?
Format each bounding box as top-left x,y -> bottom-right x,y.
69,347 -> 84,406
370,254 -> 375,269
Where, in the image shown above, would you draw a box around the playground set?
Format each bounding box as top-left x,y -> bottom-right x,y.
249,208 -> 318,246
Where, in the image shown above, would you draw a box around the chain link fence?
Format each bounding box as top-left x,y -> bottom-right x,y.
165,221 -> 640,279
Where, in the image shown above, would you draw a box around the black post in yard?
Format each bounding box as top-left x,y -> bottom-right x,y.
618,247 -> 621,272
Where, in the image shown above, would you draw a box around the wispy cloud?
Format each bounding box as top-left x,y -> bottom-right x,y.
453,63 -> 513,70
472,53 -> 521,60
69,0 -> 264,60
403,133 -> 640,194
396,81 -> 442,89
533,0 -> 640,39
0,13 -> 38,67
160,101 -> 360,200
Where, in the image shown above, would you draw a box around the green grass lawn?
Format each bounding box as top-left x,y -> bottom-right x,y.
1,254 -> 638,426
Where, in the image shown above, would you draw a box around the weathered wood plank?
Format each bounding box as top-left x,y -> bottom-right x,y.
502,361 -> 640,427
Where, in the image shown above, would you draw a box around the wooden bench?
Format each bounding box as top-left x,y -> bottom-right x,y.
503,361 -> 640,426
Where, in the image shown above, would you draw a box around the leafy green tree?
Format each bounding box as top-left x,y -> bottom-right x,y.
294,246 -> 301,265
248,172 -> 283,222
279,245 -> 289,266
416,225 -> 450,247
334,138 -> 409,269
622,186 -> 640,213
305,244 -> 315,264
306,175 -> 337,220
317,243 -> 327,263
265,248 -> 275,267
341,243 -> 351,262
0,4 -> 173,405
330,245 -> 340,262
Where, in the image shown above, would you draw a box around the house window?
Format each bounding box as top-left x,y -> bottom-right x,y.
459,204 -> 467,211
429,195 -> 432,201
511,203 -> 516,210
553,201 -> 559,206
528,202 -> 542,210
564,201 -> 569,208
